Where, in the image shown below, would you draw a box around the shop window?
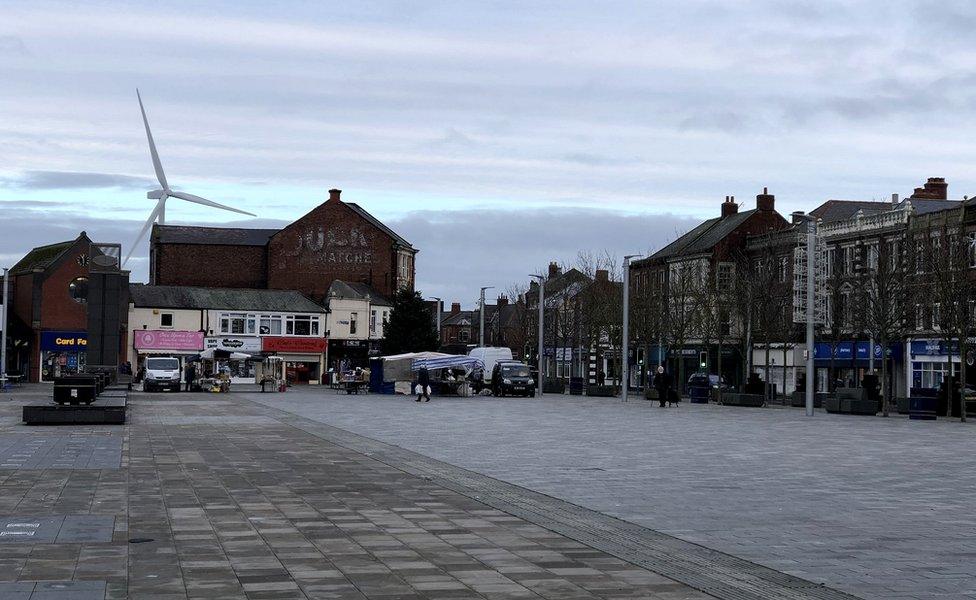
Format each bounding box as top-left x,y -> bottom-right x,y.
350,312 -> 358,335
913,362 -> 955,390
68,277 -> 88,304
160,313 -> 174,328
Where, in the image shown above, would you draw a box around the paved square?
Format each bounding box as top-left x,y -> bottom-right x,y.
0,435 -> 121,470
0,386 -> 722,600
249,389 -> 976,600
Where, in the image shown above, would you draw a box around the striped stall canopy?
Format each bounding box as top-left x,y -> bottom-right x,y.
411,356 -> 485,372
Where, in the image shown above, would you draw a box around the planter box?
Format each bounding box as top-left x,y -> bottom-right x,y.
909,397 -> 937,420
824,395 -> 841,413
849,399 -> 878,415
645,388 -> 660,400
586,384 -> 618,397
543,381 -> 566,394
723,393 -> 764,407
569,377 -> 585,395
689,386 -> 710,404
896,397 -> 910,414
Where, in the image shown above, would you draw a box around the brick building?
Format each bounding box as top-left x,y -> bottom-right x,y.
630,189 -> 790,389
6,232 -> 130,382
150,189 -> 416,303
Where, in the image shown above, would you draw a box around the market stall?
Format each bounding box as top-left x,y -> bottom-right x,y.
189,348 -> 254,392
411,355 -> 484,396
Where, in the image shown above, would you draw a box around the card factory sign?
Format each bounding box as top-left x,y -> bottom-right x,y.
205,337 -> 262,353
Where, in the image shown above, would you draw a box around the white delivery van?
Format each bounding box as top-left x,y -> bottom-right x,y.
143,356 -> 182,392
468,347 -> 513,391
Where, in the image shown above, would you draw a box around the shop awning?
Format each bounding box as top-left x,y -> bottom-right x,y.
411,356 -> 484,371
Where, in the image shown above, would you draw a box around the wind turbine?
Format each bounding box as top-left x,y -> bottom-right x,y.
123,89 -> 256,266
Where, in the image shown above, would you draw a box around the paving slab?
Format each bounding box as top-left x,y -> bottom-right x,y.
247,389 -> 976,600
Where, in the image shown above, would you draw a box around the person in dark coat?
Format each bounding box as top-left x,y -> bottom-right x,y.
652,366 -> 671,408
185,362 -> 196,392
416,366 -> 431,402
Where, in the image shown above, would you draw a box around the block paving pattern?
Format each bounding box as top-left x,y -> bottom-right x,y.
0,386 -> 715,599
248,390 -> 976,600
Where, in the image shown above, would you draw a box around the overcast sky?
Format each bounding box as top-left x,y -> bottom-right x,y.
3,1 -> 976,305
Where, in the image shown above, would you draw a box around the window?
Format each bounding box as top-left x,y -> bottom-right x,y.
887,239 -> 900,272
932,303 -> 941,330
220,313 -> 248,334
68,277 -> 88,304
915,304 -> 924,330
715,263 -> 735,292
282,315 -> 318,336
913,362 -> 955,390
866,243 -> 879,271
459,329 -> 469,342
160,313 -> 174,328
259,315 -> 282,335
842,246 -> 855,275
915,239 -> 925,273
349,312 -> 358,335
779,256 -> 789,282
824,248 -> 835,278
370,310 -> 377,334
968,233 -> 976,268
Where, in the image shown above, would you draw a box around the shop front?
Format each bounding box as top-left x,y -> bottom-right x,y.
907,338 -> 962,397
328,339 -> 380,371
133,330 -> 204,372
205,336 -> 262,380
39,331 -> 87,382
814,341 -> 902,395
262,336 -> 327,384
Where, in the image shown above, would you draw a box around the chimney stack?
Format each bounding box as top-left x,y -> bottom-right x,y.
721,195 -> 738,218
595,269 -> 609,282
892,193 -> 899,205
548,262 -> 561,279
756,187 -> 775,212
328,188 -> 342,202
497,295 -> 509,307
450,302 -> 461,315
910,177 -> 947,200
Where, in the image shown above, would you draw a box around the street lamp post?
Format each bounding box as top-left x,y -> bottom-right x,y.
431,296 -> 442,344
792,212 -> 817,417
621,255 -> 641,402
529,274 -> 545,396
479,286 -> 494,347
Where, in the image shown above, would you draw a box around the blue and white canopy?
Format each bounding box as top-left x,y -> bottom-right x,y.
411,356 -> 484,372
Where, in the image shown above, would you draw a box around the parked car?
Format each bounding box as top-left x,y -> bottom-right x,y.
143,356 -> 182,392
491,361 -> 535,397
468,346 -> 514,391
687,372 -> 729,391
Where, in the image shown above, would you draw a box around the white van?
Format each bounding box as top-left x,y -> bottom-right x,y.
143,356 -> 182,392
468,347 -> 513,389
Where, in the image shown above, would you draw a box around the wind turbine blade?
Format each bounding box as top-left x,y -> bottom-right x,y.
136,89 -> 169,190
168,190 -> 256,217
123,201 -> 163,267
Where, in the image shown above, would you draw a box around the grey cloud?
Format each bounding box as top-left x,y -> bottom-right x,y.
387,208 -> 700,307
2,171 -> 156,190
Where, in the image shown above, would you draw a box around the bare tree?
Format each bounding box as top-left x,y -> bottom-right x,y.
927,223 -> 975,422
853,235 -> 914,417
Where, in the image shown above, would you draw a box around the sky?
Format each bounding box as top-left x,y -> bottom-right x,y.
3,1 -> 976,305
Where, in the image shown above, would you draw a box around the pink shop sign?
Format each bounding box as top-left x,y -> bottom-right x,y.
133,330 -> 204,351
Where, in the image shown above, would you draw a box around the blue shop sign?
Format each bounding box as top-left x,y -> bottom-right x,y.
909,339 -> 958,357
40,331 -> 87,352
814,341 -> 893,361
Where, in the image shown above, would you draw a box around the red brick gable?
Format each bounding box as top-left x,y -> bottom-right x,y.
267,192 -> 402,301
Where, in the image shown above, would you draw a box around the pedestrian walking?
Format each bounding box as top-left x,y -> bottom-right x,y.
653,366 -> 671,408
415,366 -> 431,402
185,362 -> 196,392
